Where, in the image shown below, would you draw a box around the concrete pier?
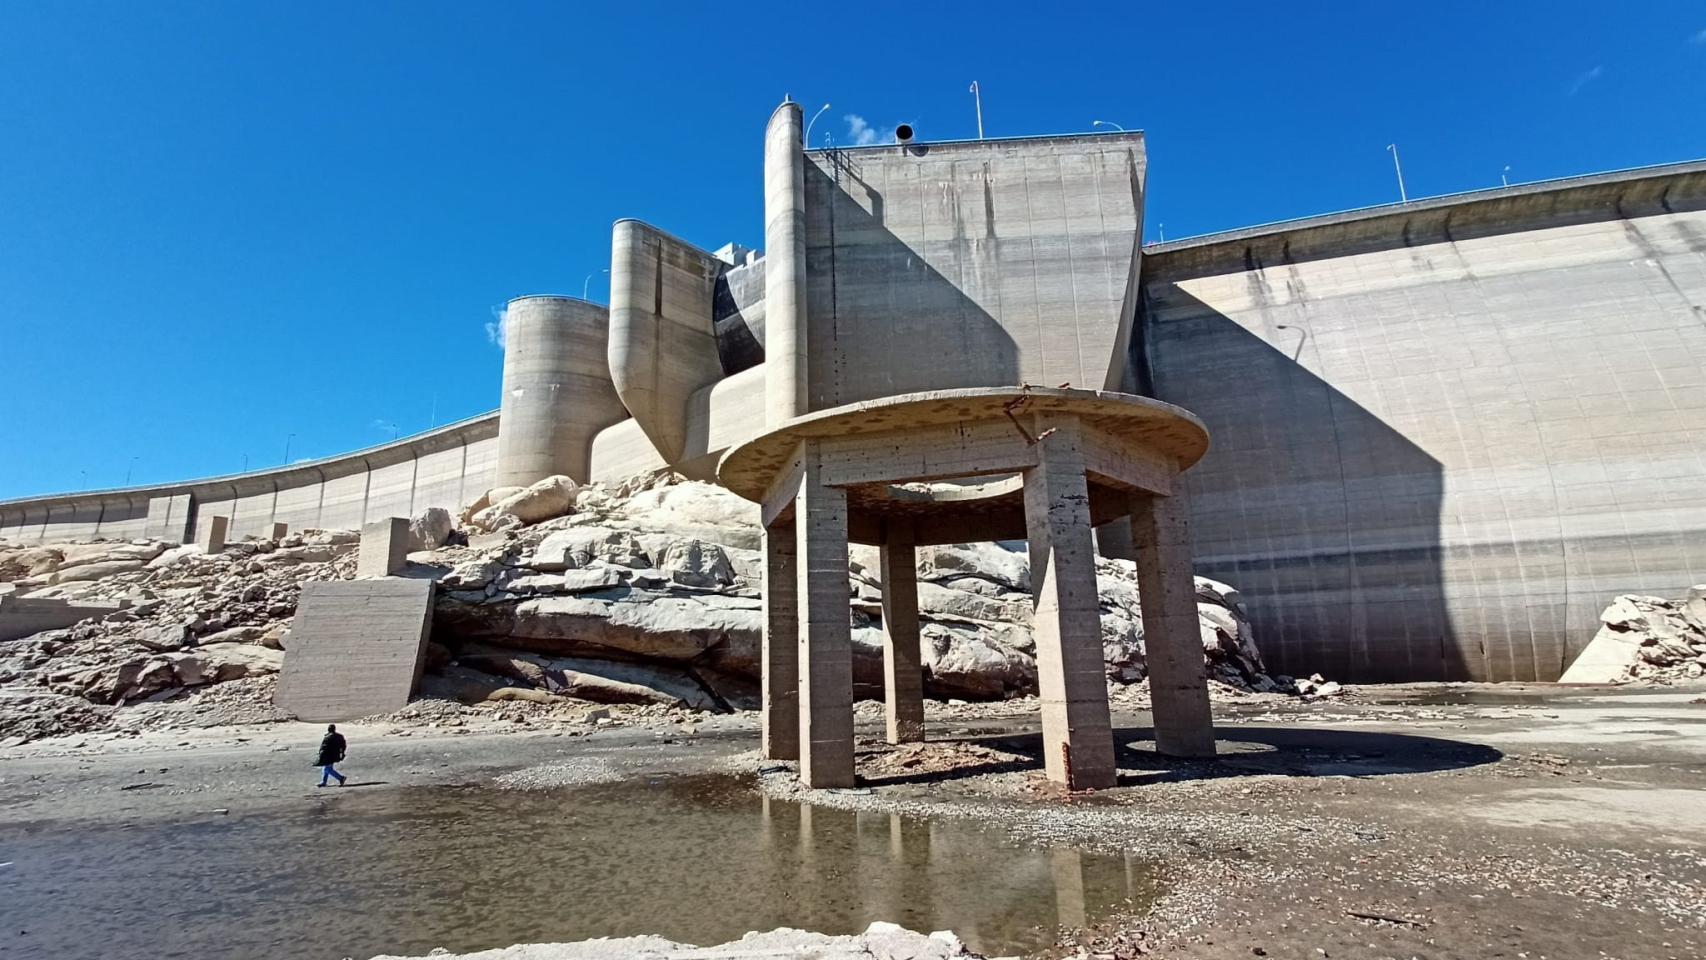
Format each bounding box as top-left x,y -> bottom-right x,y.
1132,493 -> 1217,757
880,525 -> 924,744
795,454 -> 854,789
761,521 -> 800,760
1024,418 -> 1118,790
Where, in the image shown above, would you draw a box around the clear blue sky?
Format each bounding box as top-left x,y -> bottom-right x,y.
2,1 -> 1703,499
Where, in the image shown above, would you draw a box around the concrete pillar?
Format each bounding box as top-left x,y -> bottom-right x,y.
763,100 -> 808,424
1022,418 -> 1117,790
494,296 -> 629,488
1131,493 -> 1216,757
198,515 -> 229,555
880,525 -> 924,744
762,520 -> 800,760
265,522 -> 288,541
357,517 -> 411,578
796,459 -> 854,788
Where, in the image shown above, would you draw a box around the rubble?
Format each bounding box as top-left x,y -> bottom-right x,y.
1560,588 -> 1706,684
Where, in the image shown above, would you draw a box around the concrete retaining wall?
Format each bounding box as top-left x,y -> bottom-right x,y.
1141,162 -> 1706,682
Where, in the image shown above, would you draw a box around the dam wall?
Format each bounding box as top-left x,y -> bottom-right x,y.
1141,161 -> 1706,682
0,413 -> 501,546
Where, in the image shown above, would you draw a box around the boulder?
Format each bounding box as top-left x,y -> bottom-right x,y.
656,538 -> 736,589
166,644 -> 282,686
472,476 -> 578,530
48,559 -> 147,585
407,507 -> 455,552
528,527 -> 649,571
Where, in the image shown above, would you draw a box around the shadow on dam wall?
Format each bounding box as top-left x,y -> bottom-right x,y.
1142,286 -> 1462,683
802,148 -> 1023,406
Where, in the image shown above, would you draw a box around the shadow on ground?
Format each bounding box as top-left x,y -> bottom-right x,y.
858,725 -> 1503,788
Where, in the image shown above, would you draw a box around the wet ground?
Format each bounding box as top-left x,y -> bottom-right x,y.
2,683 -> 1704,959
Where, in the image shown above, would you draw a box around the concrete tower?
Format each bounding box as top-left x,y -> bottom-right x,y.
762,100 -> 808,424
493,296 -> 629,488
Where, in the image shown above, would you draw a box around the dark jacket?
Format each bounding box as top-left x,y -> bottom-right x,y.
314,732 -> 346,767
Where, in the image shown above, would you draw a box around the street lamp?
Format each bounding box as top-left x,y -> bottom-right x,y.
1091,120 -> 1126,133
1387,143 -> 1408,203
804,103 -> 831,146
1502,165 -> 1511,188
283,433 -> 296,465
583,268 -> 608,300
124,456 -> 138,485
1275,323 -> 1310,363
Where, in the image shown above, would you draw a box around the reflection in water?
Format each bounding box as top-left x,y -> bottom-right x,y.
1,775 -> 1158,959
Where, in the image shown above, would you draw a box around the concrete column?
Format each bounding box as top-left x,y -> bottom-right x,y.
198,515 -> 229,555
1022,418 -> 1117,790
1131,493 -> 1216,757
762,519 -> 800,760
763,100 -> 808,424
880,525 -> 924,744
357,517 -> 411,578
795,456 -> 854,788
265,522 -> 288,541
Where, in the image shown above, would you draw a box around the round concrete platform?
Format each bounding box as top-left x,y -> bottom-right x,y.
716,387 -> 1210,504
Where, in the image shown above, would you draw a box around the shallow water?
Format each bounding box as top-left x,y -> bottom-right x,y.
0,774 -> 1157,959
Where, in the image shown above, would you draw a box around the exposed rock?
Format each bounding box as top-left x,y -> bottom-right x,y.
1562,590 -> 1706,684
471,475 -> 578,530
407,507 -> 455,552
48,558 -> 148,584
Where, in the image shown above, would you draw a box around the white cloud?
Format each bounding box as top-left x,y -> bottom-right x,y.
843,114 -> 901,147
1692,27 -> 1706,44
845,114 -> 878,146
485,304 -> 508,348
1567,65 -> 1603,96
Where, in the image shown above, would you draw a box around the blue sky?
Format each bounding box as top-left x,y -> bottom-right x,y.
1,1 -> 1703,499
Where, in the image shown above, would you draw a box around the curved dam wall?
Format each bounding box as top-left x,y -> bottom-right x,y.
1141,161 -> 1706,682
0,413 -> 501,546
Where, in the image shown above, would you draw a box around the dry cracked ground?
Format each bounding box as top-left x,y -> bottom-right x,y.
1,683 -> 1702,960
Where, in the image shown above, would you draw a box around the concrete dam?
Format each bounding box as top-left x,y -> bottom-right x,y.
4,113 -> 1703,685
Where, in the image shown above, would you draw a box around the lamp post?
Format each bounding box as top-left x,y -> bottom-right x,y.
124,456 -> 138,486
1091,120 -> 1126,133
1276,323 -> 1310,363
968,81 -> 984,139
582,268 -> 608,300
1502,165 -> 1511,188
283,433 -> 295,465
805,103 -> 831,146
1387,143 -> 1408,203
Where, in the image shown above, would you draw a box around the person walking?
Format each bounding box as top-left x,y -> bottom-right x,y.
314,724 -> 347,787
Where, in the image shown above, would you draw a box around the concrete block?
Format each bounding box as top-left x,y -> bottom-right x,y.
265,522 -> 288,541
274,578 -> 435,721
0,594 -> 126,643
356,517 -> 410,578
198,515 -> 229,555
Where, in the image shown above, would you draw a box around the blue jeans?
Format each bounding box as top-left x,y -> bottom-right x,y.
319,764 -> 346,786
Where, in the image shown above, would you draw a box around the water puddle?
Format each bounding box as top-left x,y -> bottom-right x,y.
0,774 -> 1158,959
